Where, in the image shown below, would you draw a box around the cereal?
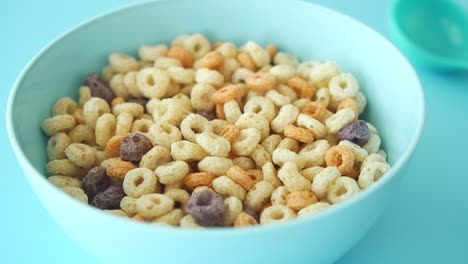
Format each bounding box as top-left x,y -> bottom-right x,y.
42,35 -> 391,228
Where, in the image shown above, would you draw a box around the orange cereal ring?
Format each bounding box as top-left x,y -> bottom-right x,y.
236,52 -> 256,71
73,109 -> 86,125
266,44 -> 278,59
184,172 -> 216,191
346,162 -> 361,179
132,214 -> 147,222
245,169 -> 264,183
284,124 -> 315,144
218,124 -> 240,143
212,84 -> 246,104
286,191 -> 318,211
337,98 -> 359,121
325,145 -> 355,175
105,133 -> 131,157
212,41 -> 223,50
167,46 -> 194,68
287,77 -> 316,98
111,97 -> 125,109
226,166 -> 261,191
301,102 -> 326,122
199,51 -> 224,69
234,212 -> 258,227
106,159 -> 137,179
246,72 -> 277,93
216,103 -> 226,120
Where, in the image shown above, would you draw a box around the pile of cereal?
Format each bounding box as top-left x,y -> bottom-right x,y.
42,34 -> 391,228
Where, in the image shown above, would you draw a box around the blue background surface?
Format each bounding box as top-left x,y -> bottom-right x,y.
2,0 -> 468,263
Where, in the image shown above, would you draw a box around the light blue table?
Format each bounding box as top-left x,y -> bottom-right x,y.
2,0 -> 468,263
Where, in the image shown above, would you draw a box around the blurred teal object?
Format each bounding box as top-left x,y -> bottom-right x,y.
391,0 -> 468,69
6,0 -> 424,263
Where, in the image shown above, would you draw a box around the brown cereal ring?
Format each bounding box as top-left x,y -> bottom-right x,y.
301,102 -> 326,122
266,44 -> 278,59
105,133 -> 131,158
287,77 -> 316,98
105,159 -> 137,179
286,191 -> 318,211
337,98 -> 359,121
167,46 -> 194,68
346,162 -> 361,179
226,166 -> 261,191
246,73 -> 277,93
212,84 -> 246,104
284,125 -> 315,144
216,103 -> 226,120
73,109 -> 86,125
218,124 -> 240,143
236,52 -> 256,71
111,97 -> 125,109
184,172 -> 216,191
234,212 -> 258,227
325,145 -> 355,175
199,51 -> 224,69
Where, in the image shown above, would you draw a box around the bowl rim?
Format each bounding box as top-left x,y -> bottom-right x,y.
6,0 -> 425,235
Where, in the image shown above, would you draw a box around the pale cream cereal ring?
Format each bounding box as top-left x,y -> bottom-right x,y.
42,114 -> 76,136
260,205 -> 296,225
115,112 -> 133,135
337,98 -> 359,121
46,159 -> 83,178
95,113 -> 116,147
258,65 -> 272,73
231,68 -> 255,84
148,121 -> 181,148
123,168 -> 158,198
244,41 -> 270,67
110,74 -> 131,99
224,100 -> 242,123
180,214 -> 203,228
61,186 -> 88,203
163,181 -> 185,193
245,181 -> 275,212
363,133 -> 382,154
358,161 -> 391,189
64,143 -> 95,168
246,72 -> 277,93
212,84 -> 246,104
218,123 -> 240,143
260,134 -> 282,156
155,161 -> 190,185
292,98 -> 311,110
196,132 -> 231,157
338,140 -> 369,162
180,113 -> 213,142
301,102 -> 326,122
215,42 -> 237,59
198,156 -> 233,176
105,209 -> 129,218
195,68 -> 224,87
151,98 -> 187,126
219,58 -> 240,82
153,209 -> 184,226
277,137 -> 300,153
278,161 -> 311,192
297,114 -> 327,139
172,34 -> 190,47
113,102 -> 144,119
311,166 -> 340,198
325,108 -> 356,134
232,157 -> 256,171
47,133 -> 71,161
236,52 -> 256,71
235,113 -> 270,141
131,119 -> 153,134
355,91 -> 367,114
167,46 -> 194,68
329,73 -> 359,101
327,176 -> 360,204
138,45 -> 168,61
47,175 -> 81,188
309,61 -> 341,87
314,87 -> 331,107
377,149 -> 387,160
109,53 -> 139,73
273,52 -> 299,67
360,154 -> 387,170
120,196 -> 138,215
297,202 -> 331,217
111,97 -> 125,109
284,125 -> 314,144
297,61 -> 321,79
53,97 -> 78,116
243,96 -> 276,122
136,193 -> 174,218
300,166 -> 324,181
265,90 -> 291,107
272,148 -> 306,170
78,86 -> 92,106
171,140 -> 207,161
212,176 -> 246,201
82,97 -> 111,130
272,104 -> 300,134
184,172 -> 216,191
153,57 -> 183,69
232,128 -> 261,156
173,93 -> 193,112
223,196 -> 243,226
183,34 -> 211,59
251,145 -> 272,167
136,67 -> 171,99
166,66 -> 195,85
269,65 -> 297,83
164,188 -> 190,209
261,162 -> 282,188
286,190 -> 318,211
299,140 -> 331,168
271,186 -> 290,206
68,125 -> 96,146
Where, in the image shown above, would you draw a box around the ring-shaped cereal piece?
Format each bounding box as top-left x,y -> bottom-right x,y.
325,145 -> 355,175
199,51 -> 224,69
122,167 -> 158,198
301,101 -> 326,122
284,124 -> 314,144
167,46 -> 194,68
236,52 -> 256,71
337,98 -> 359,121
287,77 -> 316,98
327,176 -> 360,204
286,191 -> 318,211
184,172 -> 216,191
218,124 -> 240,143
212,84 -> 246,104
246,72 -> 277,93
226,166 -> 261,191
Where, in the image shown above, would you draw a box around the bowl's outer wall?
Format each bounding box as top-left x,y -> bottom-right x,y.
10,0 -> 424,263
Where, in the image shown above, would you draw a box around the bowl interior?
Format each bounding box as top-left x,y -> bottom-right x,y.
9,0 -> 423,200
